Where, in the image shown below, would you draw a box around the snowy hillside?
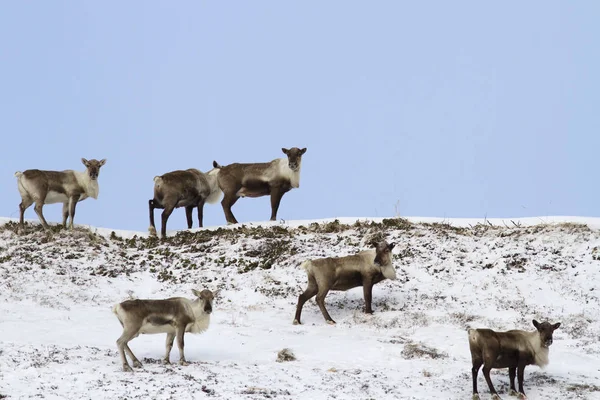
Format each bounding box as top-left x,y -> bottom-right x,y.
1,216 -> 600,400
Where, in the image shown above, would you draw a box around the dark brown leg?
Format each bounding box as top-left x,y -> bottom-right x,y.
471,360 -> 482,396
196,199 -> 205,227
517,363 -> 526,397
509,366 -> 517,395
482,364 -> 498,397
269,187 -> 285,221
362,280 -> 374,314
161,205 -> 175,238
293,278 -> 318,324
185,206 -> 194,229
221,193 -> 240,224
149,199 -> 158,235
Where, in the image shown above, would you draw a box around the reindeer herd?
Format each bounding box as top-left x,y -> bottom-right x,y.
12,148 -> 562,399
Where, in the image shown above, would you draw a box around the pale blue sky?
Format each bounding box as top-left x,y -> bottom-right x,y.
1,1 -> 599,232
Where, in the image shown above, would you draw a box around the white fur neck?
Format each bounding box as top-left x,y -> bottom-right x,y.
275,158 -> 301,188
525,331 -> 549,367
205,169 -> 222,204
188,300 -> 211,334
74,170 -> 99,199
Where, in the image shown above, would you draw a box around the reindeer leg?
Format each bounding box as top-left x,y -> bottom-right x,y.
482,364 -> 499,399
68,196 -> 79,230
116,326 -> 140,372
62,202 -> 69,227
124,344 -> 142,368
175,326 -> 188,366
148,199 -> 158,236
18,197 -> 33,231
196,198 -> 205,228
33,201 -> 51,231
185,206 -> 194,229
269,187 -> 285,221
160,204 -> 175,239
221,193 -> 239,224
293,277 -> 318,325
362,279 -> 374,314
315,288 -> 335,325
516,362 -> 527,399
471,360 -> 482,400
164,332 -> 175,364
508,366 -> 518,396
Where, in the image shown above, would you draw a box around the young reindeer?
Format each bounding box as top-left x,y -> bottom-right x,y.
14,158 -> 106,231
148,163 -> 222,238
468,320 -> 561,400
213,147 -> 306,224
112,288 -> 218,372
294,239 -> 397,325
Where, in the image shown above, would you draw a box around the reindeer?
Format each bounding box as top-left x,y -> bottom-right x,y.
14,158 -> 106,231
148,163 -> 221,238
112,289 -> 218,372
468,320 -> 561,400
293,239 -> 397,325
213,147 -> 306,224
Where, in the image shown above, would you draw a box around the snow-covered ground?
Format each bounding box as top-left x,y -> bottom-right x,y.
1,216 -> 600,400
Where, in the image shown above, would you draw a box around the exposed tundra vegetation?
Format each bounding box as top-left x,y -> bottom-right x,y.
1,217 -> 599,399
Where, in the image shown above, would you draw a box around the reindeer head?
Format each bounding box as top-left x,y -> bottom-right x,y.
282,147 -> 307,171
532,320 -> 561,348
372,240 -> 397,280
192,289 -> 220,314
81,158 -> 106,180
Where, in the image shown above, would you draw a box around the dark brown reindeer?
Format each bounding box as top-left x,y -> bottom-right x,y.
14,158 -> 107,231
294,240 -> 397,325
149,164 -> 221,238
112,289 -> 218,372
213,147 -> 306,224
468,320 -> 561,400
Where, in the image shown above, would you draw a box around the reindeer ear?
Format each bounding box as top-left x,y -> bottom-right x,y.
99,159 -> 106,167
553,322 -> 561,330
213,160 -> 221,169
300,147 -> 307,155
81,158 -> 89,166
191,289 -> 202,298
532,320 -> 540,329
213,289 -> 221,297
282,148 -> 289,155
388,242 -> 395,251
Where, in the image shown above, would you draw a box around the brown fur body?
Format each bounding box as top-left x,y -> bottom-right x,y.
149,165 -> 221,238
112,289 -> 217,372
294,240 -> 397,325
15,158 -> 106,230
468,320 -> 561,399
214,147 -> 306,224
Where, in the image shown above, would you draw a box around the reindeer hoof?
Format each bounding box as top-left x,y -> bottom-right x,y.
179,360 -> 189,366
471,394 -> 481,400
491,394 -> 501,400
517,394 -> 527,400
122,364 -> 133,372
163,359 -> 171,365
133,360 -> 143,368
326,320 -> 336,325
293,319 -> 300,325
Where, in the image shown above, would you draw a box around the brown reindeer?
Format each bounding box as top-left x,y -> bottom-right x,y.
15,158 -> 106,230
213,147 -> 306,224
294,240 -> 397,325
148,164 -> 221,238
468,320 -> 561,400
